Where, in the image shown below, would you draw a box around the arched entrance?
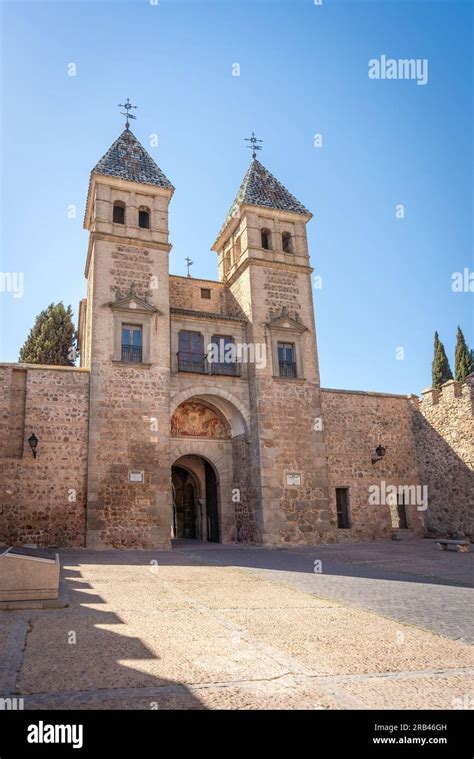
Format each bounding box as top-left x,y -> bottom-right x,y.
171,455 -> 219,542
172,466 -> 197,539
169,392 -> 256,544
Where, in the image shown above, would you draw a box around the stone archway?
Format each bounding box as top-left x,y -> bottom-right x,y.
170,437 -> 232,542
171,455 -> 220,542
170,386 -> 250,438
171,464 -> 200,539
170,393 -> 258,544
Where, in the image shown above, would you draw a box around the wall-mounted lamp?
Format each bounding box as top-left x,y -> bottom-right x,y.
371,444 -> 386,464
28,433 -> 38,459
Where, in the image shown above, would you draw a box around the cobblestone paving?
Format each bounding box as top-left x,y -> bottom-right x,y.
0,540 -> 472,710
181,539 -> 474,644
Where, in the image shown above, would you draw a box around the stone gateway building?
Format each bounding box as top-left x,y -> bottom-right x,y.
1,126 -> 473,549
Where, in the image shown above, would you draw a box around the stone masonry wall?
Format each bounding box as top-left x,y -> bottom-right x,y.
86,239 -> 172,549
169,275 -> 225,314
216,205 -> 333,547
321,389 -> 424,540
256,376 -> 332,544
409,377 -> 474,539
0,364 -> 89,547
245,262 -> 332,546
231,433 -> 261,543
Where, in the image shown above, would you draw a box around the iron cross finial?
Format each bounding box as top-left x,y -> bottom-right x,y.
245,131 -> 263,159
185,257 -> 194,278
119,98 -> 137,130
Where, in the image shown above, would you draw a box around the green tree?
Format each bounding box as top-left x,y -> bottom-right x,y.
19,302 -> 77,366
431,331 -> 453,389
454,326 -> 472,382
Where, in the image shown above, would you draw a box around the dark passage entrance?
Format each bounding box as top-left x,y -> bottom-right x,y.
205,460 -> 219,543
172,466 -> 197,539
171,458 -> 219,542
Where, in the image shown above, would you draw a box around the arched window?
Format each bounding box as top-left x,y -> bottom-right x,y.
261,228 -> 271,250
138,206 -> 150,229
113,201 -> 125,224
282,231 -> 292,253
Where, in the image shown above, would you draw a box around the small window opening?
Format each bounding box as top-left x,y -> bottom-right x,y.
282,232 -> 292,253
138,207 -> 150,229
261,228 -> 271,250
113,202 -> 125,224
336,487 -> 351,529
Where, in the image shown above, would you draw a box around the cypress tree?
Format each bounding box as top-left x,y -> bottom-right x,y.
431,331 -> 453,389
454,326 -> 472,382
19,302 -> 77,366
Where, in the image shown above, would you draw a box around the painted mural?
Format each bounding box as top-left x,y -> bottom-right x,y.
171,401 -> 229,439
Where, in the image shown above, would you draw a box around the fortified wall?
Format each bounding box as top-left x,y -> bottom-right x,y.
409,376 -> 474,540
0,364 -> 89,547
321,389 -> 424,540
0,361 -> 472,548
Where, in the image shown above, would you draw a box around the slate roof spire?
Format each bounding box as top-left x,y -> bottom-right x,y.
91,129 -> 174,190
216,157 -> 310,241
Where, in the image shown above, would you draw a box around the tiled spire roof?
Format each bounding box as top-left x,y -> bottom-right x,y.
222,158 -> 310,231
91,129 -> 174,190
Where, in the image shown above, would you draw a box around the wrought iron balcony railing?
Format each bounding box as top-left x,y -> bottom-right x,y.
208,361 -> 241,377
177,351 -> 207,373
121,344 -> 143,363
278,360 -> 297,378
176,351 -> 241,376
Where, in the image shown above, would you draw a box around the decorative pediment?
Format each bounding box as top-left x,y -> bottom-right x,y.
265,306 -> 307,333
106,284 -> 160,315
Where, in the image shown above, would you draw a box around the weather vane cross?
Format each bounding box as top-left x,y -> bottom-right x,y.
245,131 -> 263,159
185,257 -> 194,277
119,98 -> 137,130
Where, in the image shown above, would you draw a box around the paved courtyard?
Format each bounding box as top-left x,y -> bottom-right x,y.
0,539 -> 472,710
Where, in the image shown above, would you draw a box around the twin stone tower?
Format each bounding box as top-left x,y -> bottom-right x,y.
79,126 -> 331,548
3,121 -> 468,550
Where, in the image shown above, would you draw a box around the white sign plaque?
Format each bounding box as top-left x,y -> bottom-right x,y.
286,473 -> 301,486
129,471 -> 144,483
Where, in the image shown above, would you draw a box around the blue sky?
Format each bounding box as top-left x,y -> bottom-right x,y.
0,0 -> 472,393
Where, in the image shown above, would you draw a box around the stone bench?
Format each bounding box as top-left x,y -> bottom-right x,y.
436,539 -> 470,553
0,546 -> 60,601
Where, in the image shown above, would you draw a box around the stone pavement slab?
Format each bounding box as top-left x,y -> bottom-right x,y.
0,542 -> 472,710
179,539 -> 474,643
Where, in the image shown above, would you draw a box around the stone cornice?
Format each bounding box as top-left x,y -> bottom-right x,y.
170,307 -> 247,324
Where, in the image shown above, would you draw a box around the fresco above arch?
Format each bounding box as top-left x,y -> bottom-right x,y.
171,401 -> 230,439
